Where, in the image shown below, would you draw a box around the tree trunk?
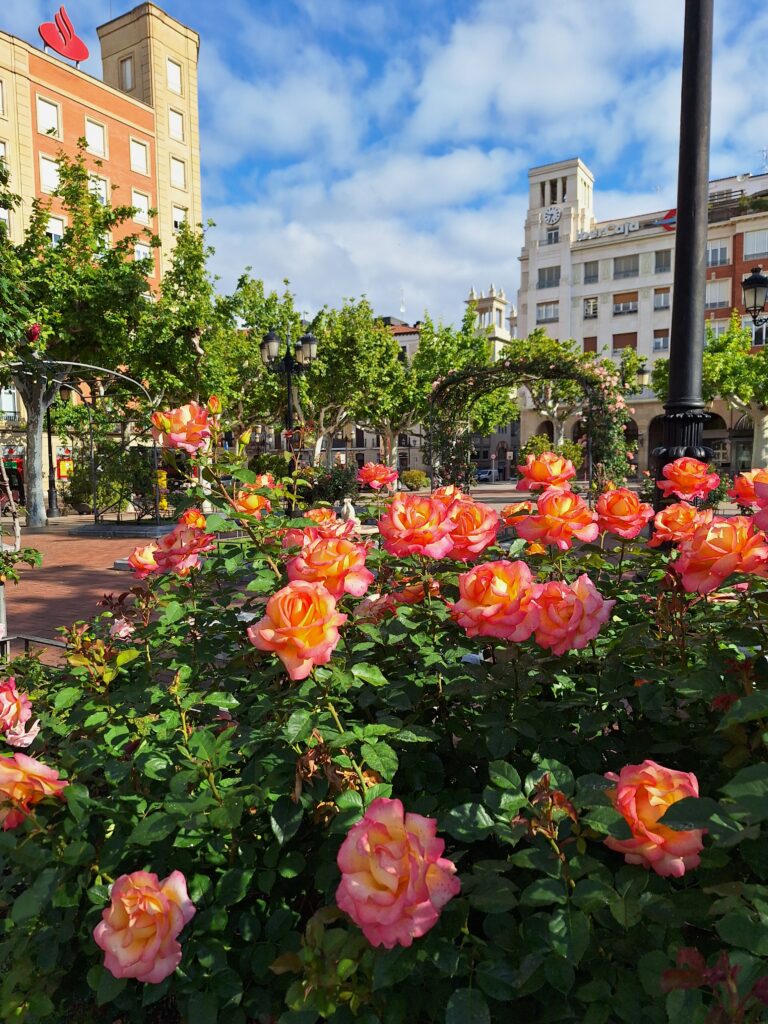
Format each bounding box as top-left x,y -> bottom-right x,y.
381,429 -> 398,470
750,405 -> 768,469
325,438 -> 335,469
553,418 -> 566,447
312,434 -> 325,467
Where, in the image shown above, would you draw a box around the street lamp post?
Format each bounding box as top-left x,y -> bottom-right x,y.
652,0 -> 714,508
259,327 -> 317,452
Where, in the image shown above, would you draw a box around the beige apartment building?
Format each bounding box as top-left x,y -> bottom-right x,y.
514,157 -> 768,473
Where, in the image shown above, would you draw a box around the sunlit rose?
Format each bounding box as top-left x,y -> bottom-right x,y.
286,535 -> 374,600
516,488 -> 598,551
178,508 -> 206,530
379,494 -> 457,559
431,485 -> 464,510
604,760 -> 704,878
657,457 -> 720,501
0,752 -> 68,830
302,507 -> 357,539
151,402 -> 211,455
675,516 -> 768,594
449,560 -> 540,641
447,497 -> 500,561
232,487 -> 272,518
516,452 -> 576,492
533,574 -> 615,655
128,541 -> 159,580
648,502 -> 713,548
153,525 -> 216,577
596,487 -> 654,540
109,618 -> 135,641
0,677 -> 31,734
336,797 -> 460,948
357,463 -> 398,490
93,870 -> 196,984
247,580 -> 347,680
500,501 -> 533,525
728,469 -> 768,508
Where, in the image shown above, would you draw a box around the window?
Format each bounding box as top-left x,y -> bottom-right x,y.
583,297 -> 598,319
0,389 -> 16,418
654,287 -> 670,311
744,230 -> 768,259
496,309 -> 502,327
710,439 -> 729,465
537,265 -> 560,289
743,316 -> 768,347
0,207 -> 9,232
172,205 -> 186,232
119,56 -> 134,92
706,239 -> 729,267
88,175 -> 108,205
536,301 -> 559,324
613,254 -> 639,279
653,329 -> 670,352
132,190 -> 150,224
168,109 -> 184,141
544,228 -> 559,245
130,139 -> 149,174
36,96 -> 60,138
0,139 -> 7,166
706,319 -> 731,344
46,216 -> 65,245
583,260 -> 599,284
612,332 -> 637,351
583,336 -> 597,353
170,157 -> 186,189
134,242 -> 151,262
0,80 -> 5,116
85,118 -> 106,156
167,58 -> 182,94
613,291 -> 638,316
655,249 -> 672,274
39,155 -> 59,193
705,278 -> 730,310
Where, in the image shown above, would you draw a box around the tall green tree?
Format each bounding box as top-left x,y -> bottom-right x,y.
0,146 -> 155,526
651,311 -> 768,467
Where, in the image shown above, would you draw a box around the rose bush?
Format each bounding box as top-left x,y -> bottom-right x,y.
2,437 -> 768,1024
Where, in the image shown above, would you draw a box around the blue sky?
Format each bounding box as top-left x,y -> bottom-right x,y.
6,1 -> 768,323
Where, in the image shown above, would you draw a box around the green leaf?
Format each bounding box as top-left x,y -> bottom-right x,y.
488,760 -> 522,791
216,868 -> 255,906
203,691 -> 241,709
717,690 -> 768,729
548,907 -> 590,964
129,813 -> 177,846
96,969 -> 127,1007
520,878 -> 567,906
445,988 -> 490,1024
715,910 -> 768,955
115,647 -> 139,667
441,803 -> 494,841
53,686 -> 81,711
721,764 -> 768,820
160,600 -> 187,624
270,797 -> 303,846
284,709 -> 313,744
581,805 -> 632,839
188,992 -> 219,1024
361,741 -> 399,780
11,868 -> 58,924
525,758 -> 575,796
351,663 -> 388,686
658,796 -> 724,830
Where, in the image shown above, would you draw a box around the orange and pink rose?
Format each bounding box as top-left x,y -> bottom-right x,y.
450,560 -> 540,641
151,402 -> 211,455
302,508 -> 357,539
446,497 -> 500,561
657,457 -> 720,501
0,752 -> 68,830
247,580 -> 347,680
336,797 -> 460,948
357,463 -> 398,490
232,488 -> 272,519
128,541 -> 159,580
516,451 -> 576,492
379,494 -> 456,559
596,487 -> 654,540
604,760 -> 704,878
153,525 -> 216,576
93,870 -> 196,984
533,574 -> 615,656
516,489 -> 598,551
728,468 -> 768,508
178,508 -> 206,530
648,502 -> 712,548
675,516 -> 768,594
286,536 -> 374,600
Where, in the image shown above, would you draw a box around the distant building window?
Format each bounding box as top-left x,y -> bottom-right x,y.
654,249 -> 672,274
706,240 -> 729,267
653,287 -> 670,311
613,254 -> 639,279
168,108 -> 184,141
172,205 -> 186,232
537,265 -> 560,289
583,336 -> 597,353
46,215 -> 65,245
119,56 -> 134,92
705,278 -> 730,310
613,291 -> 638,316
612,331 -> 637,352
85,118 -> 106,156
545,228 -> 559,245
0,80 -> 5,116
707,319 -> 731,343
743,316 -> 768,347
0,207 -> 9,232
744,229 -> 768,259
170,156 -> 186,189
167,58 -> 182,94
40,155 -> 59,193
583,260 -> 599,284
496,308 -> 502,327
653,329 -> 670,352
134,242 -> 151,262
583,297 -> 598,319
88,175 -> 108,205
130,139 -> 149,174
536,301 -> 559,324
36,96 -> 60,138
0,139 -> 7,166
132,189 -> 150,224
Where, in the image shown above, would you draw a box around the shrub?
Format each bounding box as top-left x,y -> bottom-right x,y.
519,433 -> 584,471
2,432 -> 768,1024
400,469 -> 429,491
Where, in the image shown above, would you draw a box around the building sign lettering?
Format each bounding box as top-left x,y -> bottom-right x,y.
576,209 -> 677,243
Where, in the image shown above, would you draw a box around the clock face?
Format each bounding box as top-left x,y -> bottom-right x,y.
544,205 -> 561,225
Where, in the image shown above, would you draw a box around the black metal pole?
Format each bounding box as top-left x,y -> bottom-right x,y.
45,407 -> 60,518
653,0 -> 714,504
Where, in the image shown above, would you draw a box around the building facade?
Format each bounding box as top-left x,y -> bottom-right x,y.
515,157 -> 768,473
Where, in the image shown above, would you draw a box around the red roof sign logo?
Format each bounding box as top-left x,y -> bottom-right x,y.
38,7 -> 89,64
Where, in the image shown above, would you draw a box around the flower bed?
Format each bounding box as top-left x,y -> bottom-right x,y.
1,418 -> 768,1024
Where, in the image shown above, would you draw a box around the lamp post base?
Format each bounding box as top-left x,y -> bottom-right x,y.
652,408 -> 713,511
